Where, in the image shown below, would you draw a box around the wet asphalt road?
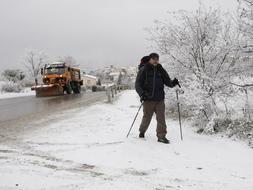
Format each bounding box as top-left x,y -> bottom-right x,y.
0,91 -> 106,124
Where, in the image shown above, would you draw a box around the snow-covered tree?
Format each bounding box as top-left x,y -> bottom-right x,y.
148,5 -> 244,130
0,69 -> 25,93
58,56 -> 79,67
238,0 -> 253,40
2,69 -> 25,83
236,0 -> 253,77
21,49 -> 48,85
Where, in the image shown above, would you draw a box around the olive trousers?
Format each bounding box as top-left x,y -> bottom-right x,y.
139,100 -> 167,138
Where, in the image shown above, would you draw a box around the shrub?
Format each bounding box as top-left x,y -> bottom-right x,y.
2,69 -> 25,83
0,81 -> 23,93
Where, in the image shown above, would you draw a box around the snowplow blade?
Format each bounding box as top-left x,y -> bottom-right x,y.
31,84 -> 64,97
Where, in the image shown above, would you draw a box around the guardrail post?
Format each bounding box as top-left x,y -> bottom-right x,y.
106,87 -> 112,103
111,87 -> 114,98
114,85 -> 117,95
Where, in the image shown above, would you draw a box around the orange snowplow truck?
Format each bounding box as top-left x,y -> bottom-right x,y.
32,62 -> 83,97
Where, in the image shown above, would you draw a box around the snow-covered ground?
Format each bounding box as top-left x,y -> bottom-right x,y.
0,87 -> 35,99
0,90 -> 253,190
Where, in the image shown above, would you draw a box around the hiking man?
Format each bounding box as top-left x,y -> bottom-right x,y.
135,53 -> 180,144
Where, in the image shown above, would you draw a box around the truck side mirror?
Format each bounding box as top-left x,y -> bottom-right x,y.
41,68 -> 43,75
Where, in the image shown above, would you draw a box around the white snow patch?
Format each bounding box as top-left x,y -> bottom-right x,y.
0,82 -> 35,99
0,90 -> 253,190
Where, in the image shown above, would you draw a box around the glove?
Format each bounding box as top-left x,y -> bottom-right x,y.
140,92 -> 148,102
172,78 -> 181,88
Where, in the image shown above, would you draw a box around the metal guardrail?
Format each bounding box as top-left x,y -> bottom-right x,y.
106,84 -> 129,102
106,85 -> 116,103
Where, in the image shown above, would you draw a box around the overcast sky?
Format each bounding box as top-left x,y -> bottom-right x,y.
0,0 -> 237,72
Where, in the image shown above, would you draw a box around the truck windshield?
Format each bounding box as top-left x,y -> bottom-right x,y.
45,67 -> 65,75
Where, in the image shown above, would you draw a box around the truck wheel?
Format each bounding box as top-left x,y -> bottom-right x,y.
73,83 -> 81,94
92,85 -> 97,92
65,82 -> 73,94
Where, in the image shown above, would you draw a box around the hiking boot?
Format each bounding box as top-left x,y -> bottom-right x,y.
157,137 -> 170,144
139,132 -> 145,138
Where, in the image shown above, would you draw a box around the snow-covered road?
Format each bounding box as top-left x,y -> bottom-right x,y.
0,91 -> 106,124
0,90 -> 252,190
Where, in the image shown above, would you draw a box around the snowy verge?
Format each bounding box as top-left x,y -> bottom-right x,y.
0,87 -> 35,100
0,90 -> 253,190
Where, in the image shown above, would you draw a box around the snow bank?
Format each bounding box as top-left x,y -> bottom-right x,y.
0,90 -> 252,190
0,81 -> 35,99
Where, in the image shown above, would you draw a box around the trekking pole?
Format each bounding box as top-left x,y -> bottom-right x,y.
126,102 -> 143,138
176,87 -> 183,141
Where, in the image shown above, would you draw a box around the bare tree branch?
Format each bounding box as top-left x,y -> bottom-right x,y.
230,82 -> 253,87
21,49 -> 48,85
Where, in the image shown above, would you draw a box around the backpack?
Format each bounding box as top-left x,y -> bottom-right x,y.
138,56 -> 150,70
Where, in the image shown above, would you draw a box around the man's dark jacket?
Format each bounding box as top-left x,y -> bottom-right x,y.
135,63 -> 174,101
